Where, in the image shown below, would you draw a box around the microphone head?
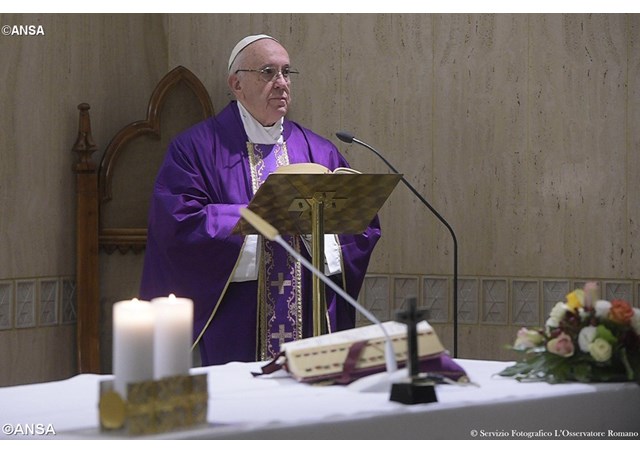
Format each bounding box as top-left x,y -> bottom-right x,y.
336,131 -> 355,143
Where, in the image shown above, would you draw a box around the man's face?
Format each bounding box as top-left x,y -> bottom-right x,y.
229,39 -> 292,126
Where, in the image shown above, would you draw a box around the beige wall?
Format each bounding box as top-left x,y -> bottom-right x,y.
164,13 -> 640,360
0,13 -> 168,385
1,13 -> 638,385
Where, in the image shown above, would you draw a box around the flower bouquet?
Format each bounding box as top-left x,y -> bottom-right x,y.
500,282 -> 640,384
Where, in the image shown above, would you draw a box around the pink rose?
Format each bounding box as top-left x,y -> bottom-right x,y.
583,282 -> 599,309
546,332 -> 575,357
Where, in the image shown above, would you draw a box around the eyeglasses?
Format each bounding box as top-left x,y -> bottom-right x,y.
235,66 -> 299,83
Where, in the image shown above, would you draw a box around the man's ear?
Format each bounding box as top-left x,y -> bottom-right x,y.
228,73 -> 242,97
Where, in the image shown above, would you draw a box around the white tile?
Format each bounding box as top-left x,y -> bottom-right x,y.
604,281 -> 633,304
360,275 -> 389,325
15,280 -> 36,328
61,278 -> 77,324
481,279 -> 508,325
39,279 -> 59,326
423,277 -> 449,323
457,278 -> 479,324
511,280 -> 539,326
393,277 -> 419,317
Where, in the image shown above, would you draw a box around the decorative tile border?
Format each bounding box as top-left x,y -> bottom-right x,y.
0,274 -> 637,333
61,278 -> 77,324
511,280 -> 539,326
481,279 -> 508,325
15,280 -> 36,328
457,278 -> 479,324
604,281 -> 633,303
39,279 -> 59,326
422,277 -> 448,323
359,275 -> 390,326
0,276 -> 76,331
0,277 -> 77,330
393,276 -> 419,315
360,274 -> 638,329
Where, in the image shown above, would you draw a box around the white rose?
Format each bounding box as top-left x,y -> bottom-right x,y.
594,300 -> 611,319
547,302 -> 567,326
545,319 -> 558,331
578,326 -> 597,353
589,338 -> 612,362
631,308 -> 640,335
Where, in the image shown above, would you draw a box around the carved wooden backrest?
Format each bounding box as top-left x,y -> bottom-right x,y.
72,66 -> 214,373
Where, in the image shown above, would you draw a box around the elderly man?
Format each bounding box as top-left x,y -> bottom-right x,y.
140,34 -> 381,366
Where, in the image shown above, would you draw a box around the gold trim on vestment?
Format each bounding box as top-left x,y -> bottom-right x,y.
191,237 -> 249,351
247,141 -> 304,361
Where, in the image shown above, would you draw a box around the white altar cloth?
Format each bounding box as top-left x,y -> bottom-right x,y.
1,359 -> 638,440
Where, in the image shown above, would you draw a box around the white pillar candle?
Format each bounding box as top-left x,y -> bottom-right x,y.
112,298 -> 155,398
152,294 -> 194,379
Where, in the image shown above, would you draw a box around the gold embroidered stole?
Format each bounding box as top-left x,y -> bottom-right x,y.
247,142 -> 304,360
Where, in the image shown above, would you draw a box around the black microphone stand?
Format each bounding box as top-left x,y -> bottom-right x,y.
336,132 -> 459,358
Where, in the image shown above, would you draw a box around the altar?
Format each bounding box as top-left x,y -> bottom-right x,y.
2,359 -> 638,440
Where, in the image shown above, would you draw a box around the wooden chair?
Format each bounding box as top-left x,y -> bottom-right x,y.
71,66 -> 214,373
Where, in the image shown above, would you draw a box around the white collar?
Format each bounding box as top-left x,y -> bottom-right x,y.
237,102 -> 283,145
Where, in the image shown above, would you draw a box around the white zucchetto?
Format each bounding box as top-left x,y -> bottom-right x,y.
228,34 -> 278,72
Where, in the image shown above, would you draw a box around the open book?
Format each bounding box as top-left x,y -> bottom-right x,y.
253,321 -> 468,385
274,162 -> 361,175
232,161 -> 401,237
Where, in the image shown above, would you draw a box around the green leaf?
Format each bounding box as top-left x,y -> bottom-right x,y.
619,348 -> 634,381
596,325 -> 617,345
572,362 -> 592,383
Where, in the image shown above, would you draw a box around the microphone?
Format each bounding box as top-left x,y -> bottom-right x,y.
336,131 -> 459,358
239,207 -> 399,377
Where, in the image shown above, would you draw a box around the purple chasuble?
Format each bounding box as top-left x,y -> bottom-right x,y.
140,101 -> 381,366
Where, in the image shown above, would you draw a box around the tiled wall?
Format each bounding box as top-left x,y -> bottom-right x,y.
0,277 -> 77,386
0,277 -> 76,330
359,274 -> 639,358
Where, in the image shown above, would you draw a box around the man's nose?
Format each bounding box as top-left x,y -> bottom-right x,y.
272,72 -> 288,87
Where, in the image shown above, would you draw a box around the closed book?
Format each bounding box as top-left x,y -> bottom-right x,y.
256,321 -> 467,385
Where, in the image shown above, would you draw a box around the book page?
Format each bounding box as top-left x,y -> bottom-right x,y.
274,163 -> 329,174
280,321 -> 433,353
272,163 -> 362,175
332,167 -> 361,174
